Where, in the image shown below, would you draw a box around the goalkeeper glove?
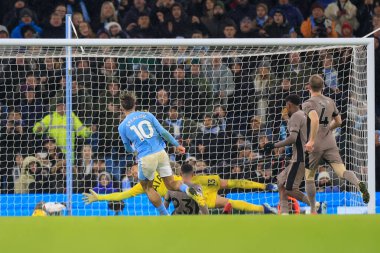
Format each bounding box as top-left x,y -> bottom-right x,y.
82,189 -> 99,204
263,142 -> 275,154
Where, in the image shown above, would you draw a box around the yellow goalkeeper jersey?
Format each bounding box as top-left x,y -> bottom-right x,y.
98,173 -> 221,208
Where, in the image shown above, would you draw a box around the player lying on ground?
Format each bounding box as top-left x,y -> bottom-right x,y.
164,164 -> 209,215
117,91 -> 205,215
83,164 -> 278,214
264,94 -> 325,214
303,74 -> 369,213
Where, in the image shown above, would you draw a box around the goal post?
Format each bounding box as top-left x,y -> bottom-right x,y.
0,38 -> 375,215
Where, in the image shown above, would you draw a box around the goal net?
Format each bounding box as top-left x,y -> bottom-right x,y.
0,39 -> 374,216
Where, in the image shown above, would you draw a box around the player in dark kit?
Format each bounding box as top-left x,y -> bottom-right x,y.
264,94 -> 323,214
164,164 -> 209,215
302,75 -> 369,213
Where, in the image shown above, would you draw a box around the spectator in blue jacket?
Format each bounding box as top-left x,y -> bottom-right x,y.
11,8 -> 42,38
93,171 -> 118,194
269,0 -> 304,29
228,0 -> 257,25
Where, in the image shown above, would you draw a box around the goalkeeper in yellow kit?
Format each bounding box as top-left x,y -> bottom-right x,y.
83,164 -> 278,214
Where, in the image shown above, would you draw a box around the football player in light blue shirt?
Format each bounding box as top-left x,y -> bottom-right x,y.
117,92 -> 205,215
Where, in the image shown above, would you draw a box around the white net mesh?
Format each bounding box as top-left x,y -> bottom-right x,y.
0,43 -> 369,216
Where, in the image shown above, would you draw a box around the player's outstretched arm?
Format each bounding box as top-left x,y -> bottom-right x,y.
82,184 -> 145,204
149,113 -> 185,154
263,132 -> 298,154
221,179 -> 277,191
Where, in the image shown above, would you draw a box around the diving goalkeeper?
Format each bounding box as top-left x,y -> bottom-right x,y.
83,164 -> 278,214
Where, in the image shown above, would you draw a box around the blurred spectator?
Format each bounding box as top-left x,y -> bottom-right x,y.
322,54 -> 339,91
11,8 -> 42,38
129,12 -> 157,38
18,88 -> 45,130
2,0 -> 28,32
213,105 -> 228,132
117,0 -> 132,22
222,22 -> 237,38
42,12 -> 65,38
252,61 -> 275,124
33,98 -> 92,156
5,153 -> 24,193
72,12 -> 84,30
204,55 -> 234,105
121,164 -> 138,190
254,160 -> 274,183
79,21 -> 96,38
252,3 -> 272,37
228,0 -> 256,25
126,65 -> 156,110
201,1 -> 236,38
301,3 -> 338,38
65,0 -> 91,23
341,21 -> 354,37
159,3 -> 192,38
356,0 -> 379,37
325,0 -> 359,36
98,1 -> 119,31
264,9 -> 296,38
187,59 -> 213,120
124,0 -> 150,31
283,52 -> 314,92
53,3 -> 67,21
237,16 -> 257,38
245,116 -> 262,151
77,144 -> 97,190
150,88 -> 171,122
200,0 -> 216,33
54,77 -> 94,125
14,156 -> 50,194
163,106 -> 197,141
93,171 -> 118,194
269,0 -> 304,29
105,21 -> 128,38
317,170 -> 340,192
0,25 -> 9,38
37,138 -> 65,174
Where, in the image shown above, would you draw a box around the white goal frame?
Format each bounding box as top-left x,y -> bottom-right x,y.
0,38 -> 375,215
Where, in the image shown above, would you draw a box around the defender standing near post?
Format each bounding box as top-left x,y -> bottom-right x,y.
115,91 -> 205,215
264,95 -> 322,214
302,75 -> 369,213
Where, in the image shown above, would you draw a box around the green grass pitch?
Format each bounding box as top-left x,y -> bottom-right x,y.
1,215 -> 379,253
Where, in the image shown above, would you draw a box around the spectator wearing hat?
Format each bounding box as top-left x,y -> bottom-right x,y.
237,16 -> 257,38
14,156 -> 49,193
42,12 -> 65,38
33,98 -> 92,158
129,12 -> 157,38
252,3 -> 272,37
104,21 -> 128,38
0,25 -> 9,38
341,21 -> 354,37
269,0 -> 304,29
325,0 -> 359,36
11,8 -> 42,38
201,1 -> 236,38
2,0 -> 28,32
159,3 -> 193,38
317,169 -> 340,193
228,0 -> 256,25
301,3 -> 338,38
264,8 -> 296,38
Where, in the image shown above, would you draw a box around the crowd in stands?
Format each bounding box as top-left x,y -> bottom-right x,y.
0,0 -> 379,195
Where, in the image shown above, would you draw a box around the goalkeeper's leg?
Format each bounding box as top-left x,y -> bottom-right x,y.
215,196 -> 276,214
